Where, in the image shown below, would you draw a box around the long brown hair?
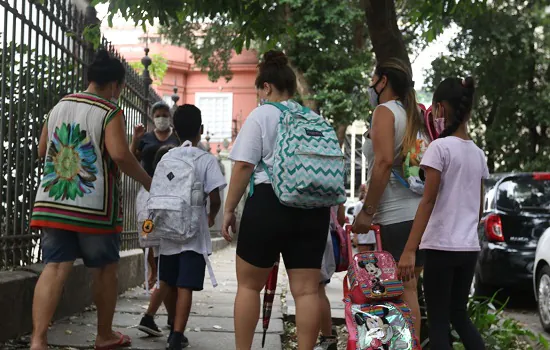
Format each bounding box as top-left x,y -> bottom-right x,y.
374,58 -> 426,157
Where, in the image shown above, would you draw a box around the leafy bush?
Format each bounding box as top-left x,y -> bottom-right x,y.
456,293 -> 548,350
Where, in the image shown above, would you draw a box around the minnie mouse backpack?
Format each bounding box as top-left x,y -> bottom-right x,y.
344,225 -> 404,304
345,299 -> 417,350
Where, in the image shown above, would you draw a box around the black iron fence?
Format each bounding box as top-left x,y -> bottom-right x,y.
0,0 -> 160,269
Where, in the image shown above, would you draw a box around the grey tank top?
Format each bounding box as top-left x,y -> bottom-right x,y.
363,100 -> 421,226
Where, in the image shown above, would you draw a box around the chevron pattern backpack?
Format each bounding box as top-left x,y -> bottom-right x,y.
258,101 -> 346,209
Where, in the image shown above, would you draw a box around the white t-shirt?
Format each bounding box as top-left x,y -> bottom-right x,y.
419,137 -> 489,252
159,146 -> 227,256
229,104 -> 283,184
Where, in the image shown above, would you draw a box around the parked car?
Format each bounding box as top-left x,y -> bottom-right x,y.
474,173 -> 550,297
534,227 -> 550,331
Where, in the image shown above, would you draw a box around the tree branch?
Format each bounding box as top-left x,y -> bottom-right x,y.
288,61 -> 318,111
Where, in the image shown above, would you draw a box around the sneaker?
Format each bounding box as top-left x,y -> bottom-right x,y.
137,314 -> 163,337
166,332 -> 189,350
313,335 -> 338,350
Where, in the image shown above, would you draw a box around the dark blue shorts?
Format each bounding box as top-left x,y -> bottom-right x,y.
159,251 -> 206,291
41,228 -> 121,268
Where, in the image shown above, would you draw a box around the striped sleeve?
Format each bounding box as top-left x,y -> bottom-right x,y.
104,107 -> 123,127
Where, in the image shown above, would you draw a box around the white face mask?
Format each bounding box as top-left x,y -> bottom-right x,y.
259,98 -> 269,106
154,117 -> 171,132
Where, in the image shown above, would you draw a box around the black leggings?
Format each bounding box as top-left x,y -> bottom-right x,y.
423,250 -> 485,350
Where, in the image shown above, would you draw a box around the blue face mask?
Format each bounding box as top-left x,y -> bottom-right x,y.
259,98 -> 268,106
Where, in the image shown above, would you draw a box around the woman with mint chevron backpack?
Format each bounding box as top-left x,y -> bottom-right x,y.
222,50 -> 346,350
353,58 -> 428,341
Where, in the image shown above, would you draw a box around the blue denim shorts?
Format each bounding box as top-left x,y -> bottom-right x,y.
159,251 -> 206,291
41,228 -> 121,268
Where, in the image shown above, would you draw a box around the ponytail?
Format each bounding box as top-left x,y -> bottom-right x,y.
402,88 -> 424,157
375,58 -> 426,157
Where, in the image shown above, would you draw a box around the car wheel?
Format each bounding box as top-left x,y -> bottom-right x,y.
537,265 -> 550,332
471,272 -> 497,298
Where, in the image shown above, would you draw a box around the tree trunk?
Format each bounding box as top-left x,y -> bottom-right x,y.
288,62 -> 318,111
364,0 -> 410,69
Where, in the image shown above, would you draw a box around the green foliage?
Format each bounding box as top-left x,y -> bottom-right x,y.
96,0 -> 287,49
100,0 -> 491,55
457,294 -> 548,349
159,16 -> 236,82
101,0 -> 493,128
129,53 -> 168,85
402,0 -> 491,43
282,0 -> 373,126
82,24 -> 101,50
159,0 -> 373,128
426,0 -> 550,172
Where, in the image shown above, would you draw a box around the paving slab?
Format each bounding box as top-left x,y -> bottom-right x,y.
47,324 -> 282,349
57,311 -> 284,334
114,297 -> 283,319
35,246 -> 286,349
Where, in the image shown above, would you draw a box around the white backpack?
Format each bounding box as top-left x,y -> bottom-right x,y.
139,141 -> 208,245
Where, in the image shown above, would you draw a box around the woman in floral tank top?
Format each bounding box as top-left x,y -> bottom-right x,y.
29,50 -> 151,350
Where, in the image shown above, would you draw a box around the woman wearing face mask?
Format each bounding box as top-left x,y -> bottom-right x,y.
131,101 -> 180,290
30,49 -> 151,350
352,58 -> 427,340
131,101 -> 179,178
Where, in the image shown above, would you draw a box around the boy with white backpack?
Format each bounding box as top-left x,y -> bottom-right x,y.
142,104 -> 226,350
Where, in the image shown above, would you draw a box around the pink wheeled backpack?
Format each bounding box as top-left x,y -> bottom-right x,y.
343,225 -> 419,350
344,225 -> 404,304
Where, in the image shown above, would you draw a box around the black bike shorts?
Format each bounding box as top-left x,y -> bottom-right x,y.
236,184 -> 330,269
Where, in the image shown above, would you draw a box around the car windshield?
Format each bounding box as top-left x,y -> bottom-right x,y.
496,177 -> 550,212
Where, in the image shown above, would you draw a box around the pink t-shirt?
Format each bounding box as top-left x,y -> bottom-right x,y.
419,136 -> 490,252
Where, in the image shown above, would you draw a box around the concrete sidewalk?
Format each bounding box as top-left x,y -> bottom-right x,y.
23,246 -> 286,350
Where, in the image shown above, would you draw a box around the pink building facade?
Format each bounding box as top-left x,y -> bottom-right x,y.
117,43 -> 259,147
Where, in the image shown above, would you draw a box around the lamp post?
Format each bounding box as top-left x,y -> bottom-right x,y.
141,42 -> 153,126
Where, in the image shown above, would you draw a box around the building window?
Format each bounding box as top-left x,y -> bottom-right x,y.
195,93 -> 233,142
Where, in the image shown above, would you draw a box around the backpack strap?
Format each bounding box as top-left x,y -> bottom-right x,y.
265,101 -> 289,113
391,169 -> 410,188
248,161 -> 273,197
